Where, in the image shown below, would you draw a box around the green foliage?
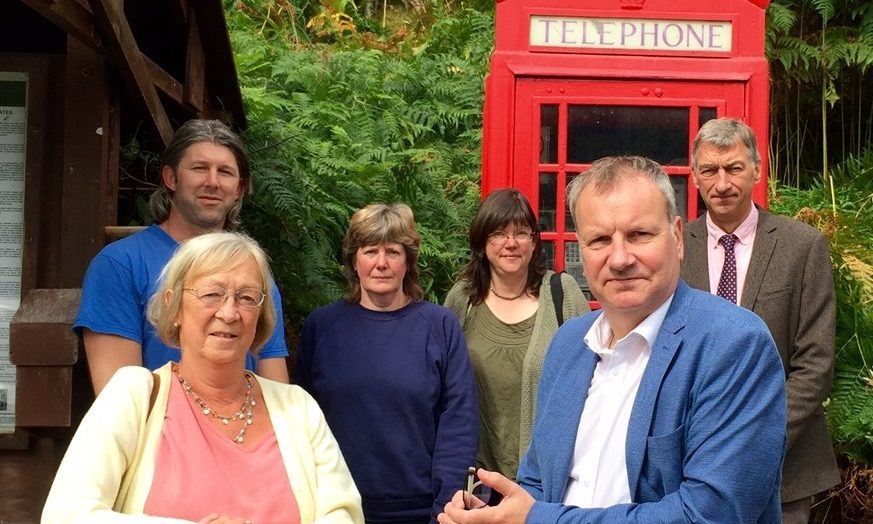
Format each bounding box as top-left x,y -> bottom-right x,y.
809,0 -> 836,23
227,3 -> 492,325
226,2 -> 873,468
766,0 -> 873,187
770,151 -> 873,465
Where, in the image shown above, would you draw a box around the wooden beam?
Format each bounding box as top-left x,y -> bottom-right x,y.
184,8 -> 206,112
19,0 -> 101,49
189,0 -> 247,127
20,0 -> 243,126
20,0 -> 196,116
172,0 -> 191,26
59,37 -> 113,287
104,225 -> 146,240
85,0 -> 174,146
143,56 -> 184,106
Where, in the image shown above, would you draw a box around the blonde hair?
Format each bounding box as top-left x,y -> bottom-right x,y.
147,231 -> 277,354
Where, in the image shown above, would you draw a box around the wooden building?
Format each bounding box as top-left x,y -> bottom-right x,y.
1,0 -> 246,433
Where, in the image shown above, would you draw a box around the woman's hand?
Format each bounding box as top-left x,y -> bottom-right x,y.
197,513 -> 253,524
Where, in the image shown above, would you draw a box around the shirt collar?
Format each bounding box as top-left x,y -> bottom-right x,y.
705,205 -> 758,247
585,293 -> 675,356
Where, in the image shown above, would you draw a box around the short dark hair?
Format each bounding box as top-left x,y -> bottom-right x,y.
149,119 -> 252,229
457,188 -> 544,305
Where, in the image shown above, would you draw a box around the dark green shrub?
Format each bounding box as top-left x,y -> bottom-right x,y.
227,3 -> 494,327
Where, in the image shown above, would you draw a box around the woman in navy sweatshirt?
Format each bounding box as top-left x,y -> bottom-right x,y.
295,203 -> 478,524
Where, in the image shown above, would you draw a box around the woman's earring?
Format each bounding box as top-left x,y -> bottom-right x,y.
173,322 -> 180,329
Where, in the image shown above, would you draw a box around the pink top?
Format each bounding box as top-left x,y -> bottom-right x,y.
143,375 -> 300,524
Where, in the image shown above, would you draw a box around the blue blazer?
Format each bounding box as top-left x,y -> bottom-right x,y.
517,281 -> 786,523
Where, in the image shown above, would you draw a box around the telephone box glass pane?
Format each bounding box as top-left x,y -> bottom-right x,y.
567,106 -> 689,165
540,105 -> 558,164
542,241 -> 555,272
695,108 -> 717,220
670,176 -> 688,221
565,173 -> 578,232
539,172 -> 557,231
564,241 -> 590,298
699,107 -> 717,128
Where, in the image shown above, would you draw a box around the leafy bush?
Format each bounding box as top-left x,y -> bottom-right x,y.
770,151 -> 873,465
226,2 -> 494,327
766,0 -> 873,187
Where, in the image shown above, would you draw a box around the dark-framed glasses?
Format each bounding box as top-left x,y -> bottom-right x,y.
487,230 -> 535,245
463,467 -> 493,510
183,286 -> 266,309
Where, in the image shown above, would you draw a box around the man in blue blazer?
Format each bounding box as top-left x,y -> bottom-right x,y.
439,156 -> 786,523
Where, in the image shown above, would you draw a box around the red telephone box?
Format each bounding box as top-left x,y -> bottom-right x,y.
482,0 -> 770,293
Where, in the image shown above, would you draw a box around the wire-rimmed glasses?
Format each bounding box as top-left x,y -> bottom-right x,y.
183,286 -> 266,309
487,230 -> 535,246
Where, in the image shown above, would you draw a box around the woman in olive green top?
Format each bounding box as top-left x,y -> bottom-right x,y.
445,188 -> 589,480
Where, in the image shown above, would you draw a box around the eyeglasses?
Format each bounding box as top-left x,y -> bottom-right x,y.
487,230 -> 535,245
183,286 -> 266,309
463,467 -> 493,510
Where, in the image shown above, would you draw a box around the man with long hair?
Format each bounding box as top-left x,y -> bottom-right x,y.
75,119 -> 289,393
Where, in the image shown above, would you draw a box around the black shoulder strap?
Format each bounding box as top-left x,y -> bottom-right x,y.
550,272 -> 564,326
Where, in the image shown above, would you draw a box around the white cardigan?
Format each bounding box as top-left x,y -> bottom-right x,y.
42,363 -> 363,524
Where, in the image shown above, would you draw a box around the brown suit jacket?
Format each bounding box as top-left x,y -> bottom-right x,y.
682,207 -> 840,502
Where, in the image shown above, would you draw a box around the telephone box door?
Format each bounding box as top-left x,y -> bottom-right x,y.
514,78 -> 745,295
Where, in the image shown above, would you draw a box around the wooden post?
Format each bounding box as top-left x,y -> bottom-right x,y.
9,289 -> 85,427
59,36 -> 117,288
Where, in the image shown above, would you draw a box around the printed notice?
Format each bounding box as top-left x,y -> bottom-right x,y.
0,72 -> 27,433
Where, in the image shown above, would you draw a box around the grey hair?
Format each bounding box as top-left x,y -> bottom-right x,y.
149,119 -> 253,229
567,156 -> 678,230
691,117 -> 761,171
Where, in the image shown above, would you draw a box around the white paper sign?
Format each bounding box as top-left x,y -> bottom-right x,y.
0,72 -> 27,434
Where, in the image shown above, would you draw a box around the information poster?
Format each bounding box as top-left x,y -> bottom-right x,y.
0,72 -> 27,433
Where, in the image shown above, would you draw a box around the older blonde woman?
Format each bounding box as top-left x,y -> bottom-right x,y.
43,232 -> 362,524
295,204 -> 478,524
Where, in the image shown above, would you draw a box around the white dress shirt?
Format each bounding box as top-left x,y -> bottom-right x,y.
705,206 -> 759,304
563,294 -> 674,508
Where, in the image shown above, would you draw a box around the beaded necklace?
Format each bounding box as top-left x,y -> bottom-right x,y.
489,284 -> 527,301
174,368 -> 255,444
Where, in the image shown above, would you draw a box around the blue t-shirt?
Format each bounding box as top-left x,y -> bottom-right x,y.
295,300 -> 478,523
74,224 -> 288,371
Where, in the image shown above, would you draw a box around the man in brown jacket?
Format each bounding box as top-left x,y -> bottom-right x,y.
681,117 -> 839,523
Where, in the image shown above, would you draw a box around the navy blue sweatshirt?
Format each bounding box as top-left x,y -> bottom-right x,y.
295,300 -> 479,523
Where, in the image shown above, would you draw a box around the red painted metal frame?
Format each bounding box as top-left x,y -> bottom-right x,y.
515,79 -> 745,281
482,0 -> 770,202
481,0 -> 771,299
